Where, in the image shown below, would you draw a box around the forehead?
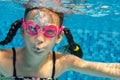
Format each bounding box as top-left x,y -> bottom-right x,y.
25,8 -> 60,27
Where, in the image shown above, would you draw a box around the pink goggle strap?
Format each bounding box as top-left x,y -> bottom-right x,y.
21,18 -> 34,29
58,26 -> 64,35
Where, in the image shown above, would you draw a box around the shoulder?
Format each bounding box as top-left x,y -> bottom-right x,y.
55,52 -> 85,66
55,52 -> 79,59
0,48 -> 14,58
0,47 -> 23,55
55,52 -> 79,64
54,52 -> 84,71
0,48 -> 12,53
0,47 -> 23,73
55,52 -> 71,60
0,49 -> 9,58
0,49 -> 12,76
0,47 -> 23,61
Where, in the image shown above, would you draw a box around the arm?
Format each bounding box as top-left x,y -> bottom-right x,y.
69,55 -> 120,79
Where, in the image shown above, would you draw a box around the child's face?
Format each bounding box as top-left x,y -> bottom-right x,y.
22,8 -> 63,55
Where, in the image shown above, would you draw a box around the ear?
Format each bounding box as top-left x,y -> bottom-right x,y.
55,31 -> 64,44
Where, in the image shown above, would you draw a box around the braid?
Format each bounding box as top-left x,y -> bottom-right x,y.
0,19 -> 22,46
63,28 -> 83,58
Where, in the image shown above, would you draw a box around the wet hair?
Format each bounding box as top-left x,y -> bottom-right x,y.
0,20 -> 22,46
0,7 -> 83,58
62,28 -> 83,58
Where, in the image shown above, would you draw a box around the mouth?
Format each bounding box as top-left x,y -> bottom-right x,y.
32,46 -> 45,54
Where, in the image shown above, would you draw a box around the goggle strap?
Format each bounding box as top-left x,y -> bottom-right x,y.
58,26 -> 64,34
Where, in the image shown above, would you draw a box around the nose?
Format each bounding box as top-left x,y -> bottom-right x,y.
35,39 -> 43,45
35,34 -> 44,45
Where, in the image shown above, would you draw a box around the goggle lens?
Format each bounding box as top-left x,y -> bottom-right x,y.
22,19 -> 64,38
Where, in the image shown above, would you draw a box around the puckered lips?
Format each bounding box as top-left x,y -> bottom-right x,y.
32,46 -> 46,54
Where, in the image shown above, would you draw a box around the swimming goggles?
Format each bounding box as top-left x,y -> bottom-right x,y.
22,18 -> 64,38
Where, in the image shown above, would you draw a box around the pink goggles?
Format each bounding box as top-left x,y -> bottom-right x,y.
22,18 -> 64,38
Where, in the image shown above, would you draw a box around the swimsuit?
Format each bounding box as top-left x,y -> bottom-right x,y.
12,48 -> 56,80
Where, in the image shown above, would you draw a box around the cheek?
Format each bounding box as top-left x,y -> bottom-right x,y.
24,33 -> 35,44
46,38 -> 56,47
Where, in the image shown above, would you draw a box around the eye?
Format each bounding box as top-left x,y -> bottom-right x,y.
28,26 -> 37,32
46,29 -> 56,35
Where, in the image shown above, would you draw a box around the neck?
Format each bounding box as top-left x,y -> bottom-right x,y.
19,47 -> 51,70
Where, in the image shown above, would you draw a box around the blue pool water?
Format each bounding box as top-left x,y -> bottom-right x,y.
0,0 -> 120,80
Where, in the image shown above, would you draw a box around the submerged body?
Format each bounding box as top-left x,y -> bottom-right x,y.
0,47 -> 120,79
0,47 -> 71,78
